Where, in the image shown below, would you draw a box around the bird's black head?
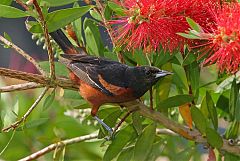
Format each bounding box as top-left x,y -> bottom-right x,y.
126,66 -> 172,98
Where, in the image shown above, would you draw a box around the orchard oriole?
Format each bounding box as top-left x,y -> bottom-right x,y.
50,29 -> 172,137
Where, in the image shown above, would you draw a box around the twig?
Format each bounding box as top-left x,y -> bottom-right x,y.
0,35 -> 45,75
0,67 -> 78,90
32,0 -> 55,80
149,87 -> 153,110
2,87 -> 49,132
15,0 -> 29,11
113,109 -> 137,134
19,133 -> 98,161
0,82 -> 44,93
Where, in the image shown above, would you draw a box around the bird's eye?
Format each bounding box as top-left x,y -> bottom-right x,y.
145,70 -> 151,76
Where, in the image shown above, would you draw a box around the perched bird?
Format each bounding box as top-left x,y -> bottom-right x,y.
50,29 -> 172,137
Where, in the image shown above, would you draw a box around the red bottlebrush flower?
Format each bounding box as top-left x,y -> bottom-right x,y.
195,3 -> 240,73
110,0 -> 216,52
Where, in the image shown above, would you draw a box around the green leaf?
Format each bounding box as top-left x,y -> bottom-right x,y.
132,112 -> 143,135
224,121 -> 239,139
72,2 -> 84,46
0,0 -> 12,5
2,100 -> 19,128
103,125 -> 137,161
104,4 -> 112,20
117,147 -> 134,161
188,62 -> 200,97
159,95 -> 194,109
41,0 -> 78,7
206,128 -> 223,149
134,123 -> 156,161
235,93 -> 240,121
182,52 -> 197,66
17,118 -> 49,130
30,6 -> 93,33
216,94 -> 229,114
191,106 -> 207,135
63,89 -> 82,100
39,61 -> 68,77
229,78 -> 240,120
133,51 -> 148,65
84,18 -> 104,56
206,91 -> 218,130
186,17 -> 202,32
172,64 -> 188,91
108,2 -> 125,16
200,95 -> 209,117
43,90 -> 55,111
90,9 -> 102,21
224,152 -> 240,161
0,5 -> 28,18
177,32 -> 200,39
215,71 -> 240,93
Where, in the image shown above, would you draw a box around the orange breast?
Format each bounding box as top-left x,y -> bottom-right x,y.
69,72 -> 135,116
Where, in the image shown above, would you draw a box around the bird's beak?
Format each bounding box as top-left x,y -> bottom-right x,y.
155,70 -> 173,78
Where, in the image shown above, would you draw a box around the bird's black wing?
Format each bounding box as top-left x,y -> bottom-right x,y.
60,54 -> 128,96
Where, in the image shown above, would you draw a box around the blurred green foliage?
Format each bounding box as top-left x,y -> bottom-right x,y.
0,0 -> 240,161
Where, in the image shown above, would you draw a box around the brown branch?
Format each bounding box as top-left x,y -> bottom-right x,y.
121,100 -> 240,156
0,67 -> 78,90
19,133 -> 98,161
2,87 -> 49,132
0,82 -> 44,93
0,35 -> 45,75
15,0 -> 29,11
32,0 -> 55,80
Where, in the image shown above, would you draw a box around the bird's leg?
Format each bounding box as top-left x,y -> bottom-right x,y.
93,116 -> 113,140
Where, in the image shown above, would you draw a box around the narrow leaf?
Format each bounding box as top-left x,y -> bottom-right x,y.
159,94 -> 194,109
133,123 -> 156,161
90,10 -> 102,21
0,5 -> 28,18
132,112 -> 143,135
17,118 -> 49,130
117,147 -> 134,161
191,106 -> 207,135
179,103 -> 192,129
186,17 -> 202,32
108,2 -> 125,16
103,125 -> 137,161
229,78 -> 239,120
41,0 -> 77,7
206,91 -> 218,130
43,90 -> 55,111
0,0 -> 12,5
206,128 -> 223,149
30,6 -> 93,33
177,32 -> 200,39
98,110 -> 121,138
224,121 -> 239,139
84,18 -> 104,56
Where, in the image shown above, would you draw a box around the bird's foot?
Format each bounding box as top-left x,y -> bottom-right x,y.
93,116 -> 114,140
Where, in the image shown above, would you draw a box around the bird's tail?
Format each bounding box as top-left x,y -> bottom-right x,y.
50,29 -> 83,55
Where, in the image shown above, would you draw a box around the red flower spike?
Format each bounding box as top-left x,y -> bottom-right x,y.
196,3 -> 240,73
110,0 -> 216,52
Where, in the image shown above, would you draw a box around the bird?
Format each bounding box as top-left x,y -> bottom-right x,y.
50,29 -> 172,137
